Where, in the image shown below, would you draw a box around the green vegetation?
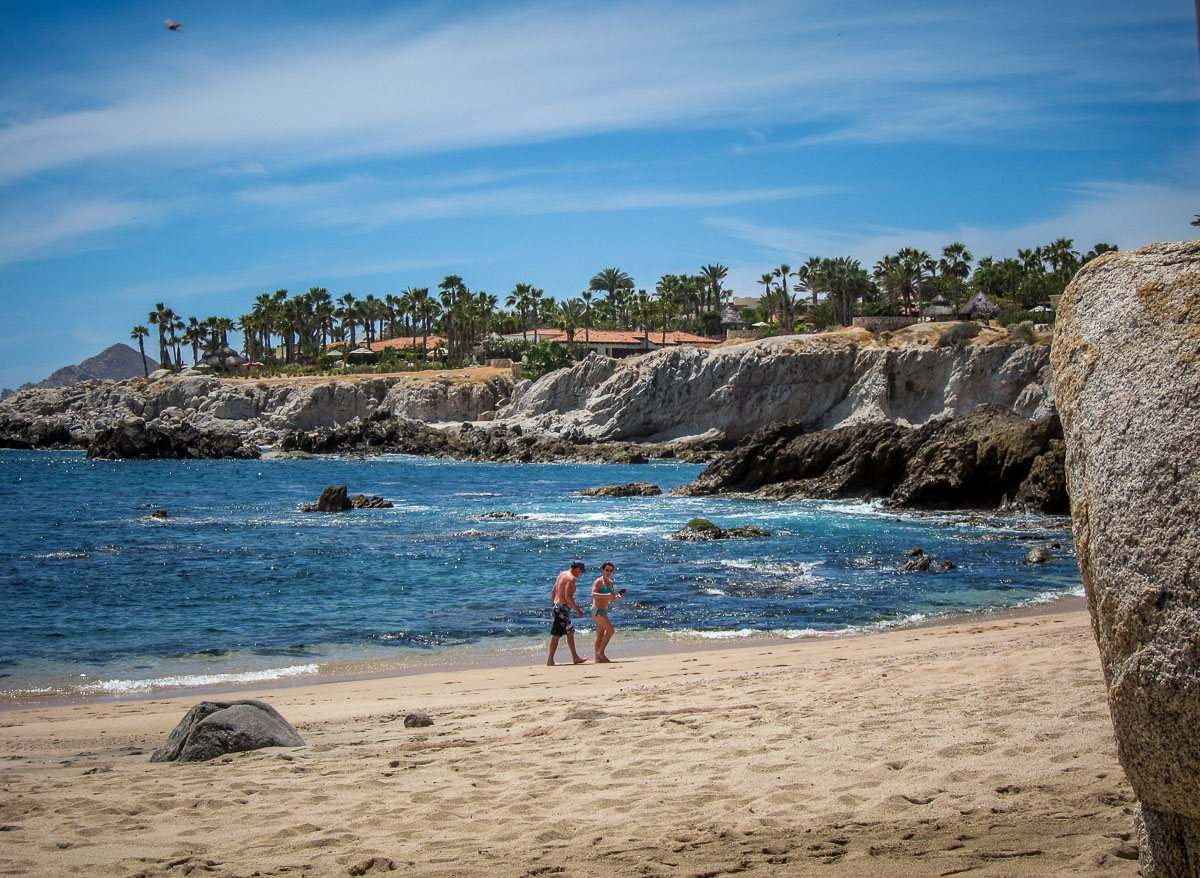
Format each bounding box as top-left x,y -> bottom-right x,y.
133,237 -> 1112,378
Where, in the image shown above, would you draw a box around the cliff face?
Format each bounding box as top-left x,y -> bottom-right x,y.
498,334 -> 1055,441
0,372 -> 512,451
0,334 -> 1055,455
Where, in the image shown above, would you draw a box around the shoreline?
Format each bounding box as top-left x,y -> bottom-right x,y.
0,592 -> 1087,713
0,601 -> 1134,877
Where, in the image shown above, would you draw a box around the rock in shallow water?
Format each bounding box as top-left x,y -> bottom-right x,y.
578,482 -> 662,497
674,404 -> 1066,514
1052,240 -> 1200,877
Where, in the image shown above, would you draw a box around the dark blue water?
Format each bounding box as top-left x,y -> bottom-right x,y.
0,449 -> 1081,700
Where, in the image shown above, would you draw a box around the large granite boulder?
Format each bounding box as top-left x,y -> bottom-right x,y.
150,699 -> 304,763
1051,240 -> 1200,876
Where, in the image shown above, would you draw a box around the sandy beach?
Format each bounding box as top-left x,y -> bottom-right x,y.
0,608 -> 1138,877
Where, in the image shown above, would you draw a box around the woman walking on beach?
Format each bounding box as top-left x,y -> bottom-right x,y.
591,562 -> 625,663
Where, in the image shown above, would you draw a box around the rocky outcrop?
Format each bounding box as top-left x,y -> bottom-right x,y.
0,372 -> 512,452
675,405 -> 1066,514
279,415 -> 718,464
1052,241 -> 1200,877
670,518 -> 772,541
150,699 -> 304,763
1,337 -> 1052,459
303,485 -> 353,512
578,483 -> 662,497
499,335 -> 1054,442
87,419 -> 260,460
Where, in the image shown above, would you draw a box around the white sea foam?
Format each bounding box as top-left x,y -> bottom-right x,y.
700,587 -> 727,596
33,551 -> 90,560
79,663 -> 320,694
810,498 -> 889,517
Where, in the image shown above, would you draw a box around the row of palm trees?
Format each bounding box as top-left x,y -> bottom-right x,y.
130,239 -> 1114,373
753,238 -> 1116,328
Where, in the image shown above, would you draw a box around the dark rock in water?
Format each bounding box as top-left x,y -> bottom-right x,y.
675,405 -> 1067,514
150,699 -> 303,763
906,548 -> 925,557
1053,240 -> 1200,875
303,485 -> 352,512
349,493 -> 394,509
723,525 -> 771,539
578,482 -> 662,497
480,510 -> 527,519
672,518 -> 724,541
938,560 -> 958,570
403,712 -> 434,728
146,510 -> 169,520
901,555 -> 932,572
87,420 -> 259,460
671,518 -> 771,541
1023,547 -> 1052,565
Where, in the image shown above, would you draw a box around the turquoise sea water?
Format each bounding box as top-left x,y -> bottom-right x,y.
0,449 -> 1081,702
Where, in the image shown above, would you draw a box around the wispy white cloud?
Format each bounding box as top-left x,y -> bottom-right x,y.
1,0 -> 1190,183
238,178 -> 828,227
0,198 -> 162,265
710,175 -> 1200,266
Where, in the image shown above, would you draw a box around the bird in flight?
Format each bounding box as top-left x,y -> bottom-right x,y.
165,19 -> 182,31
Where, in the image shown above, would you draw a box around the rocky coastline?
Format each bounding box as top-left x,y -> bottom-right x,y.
0,332 -> 1065,511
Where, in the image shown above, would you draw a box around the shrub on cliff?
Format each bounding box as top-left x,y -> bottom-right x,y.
522,341 -> 574,381
1007,321 -> 1037,343
935,322 -> 982,348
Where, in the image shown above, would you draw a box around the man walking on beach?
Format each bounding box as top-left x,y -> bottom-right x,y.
547,562 -> 588,665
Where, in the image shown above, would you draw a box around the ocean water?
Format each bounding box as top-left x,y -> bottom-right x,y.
0,449 -> 1081,702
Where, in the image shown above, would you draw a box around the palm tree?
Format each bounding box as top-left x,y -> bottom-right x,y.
411,287 -> 439,361
700,264 -> 729,311
757,273 -> 775,318
654,283 -> 678,343
506,283 -> 535,341
183,317 -> 205,365
557,299 -> 585,342
130,325 -> 151,377
773,264 -> 792,312
589,268 -> 633,323
147,303 -> 174,368
939,243 -> 973,311
580,290 -> 594,342
336,293 -> 358,349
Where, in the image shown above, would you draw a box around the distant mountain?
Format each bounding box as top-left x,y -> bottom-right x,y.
1,343 -> 158,400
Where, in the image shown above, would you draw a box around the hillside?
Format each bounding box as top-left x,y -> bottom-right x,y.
1,343 -> 158,399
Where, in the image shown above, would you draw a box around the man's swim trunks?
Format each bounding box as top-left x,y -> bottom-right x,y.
550,603 -> 574,637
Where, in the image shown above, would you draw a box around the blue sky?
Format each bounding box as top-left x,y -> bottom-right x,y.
0,0 -> 1196,387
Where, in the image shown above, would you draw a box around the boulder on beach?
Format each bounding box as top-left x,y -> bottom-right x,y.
1052,240 -> 1200,875
150,699 -> 304,763
578,482 -> 662,497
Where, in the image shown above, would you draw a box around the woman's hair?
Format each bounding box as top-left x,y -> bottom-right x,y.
601,561 -> 614,571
